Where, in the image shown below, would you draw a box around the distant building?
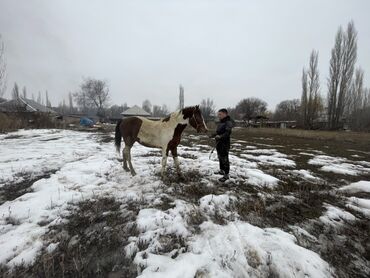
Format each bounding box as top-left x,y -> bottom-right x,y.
121,105 -> 151,117
0,97 -> 57,114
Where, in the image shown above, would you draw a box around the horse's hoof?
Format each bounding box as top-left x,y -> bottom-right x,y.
131,172 -> 137,176
123,167 -> 130,172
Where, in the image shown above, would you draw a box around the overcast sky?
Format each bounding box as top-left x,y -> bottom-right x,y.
0,0 -> 369,110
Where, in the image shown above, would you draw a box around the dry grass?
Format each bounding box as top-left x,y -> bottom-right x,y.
0,112 -> 63,133
237,127 -> 370,145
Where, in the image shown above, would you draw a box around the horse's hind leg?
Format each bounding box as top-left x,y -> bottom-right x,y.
122,148 -> 129,172
125,146 -> 136,176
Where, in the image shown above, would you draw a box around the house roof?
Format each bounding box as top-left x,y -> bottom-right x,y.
0,97 -> 57,113
121,105 -> 151,116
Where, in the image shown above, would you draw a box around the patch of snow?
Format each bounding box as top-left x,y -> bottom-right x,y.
308,155 -> 370,176
292,169 -> 321,181
320,205 -> 356,225
339,181 -> 370,194
241,152 -> 296,168
299,152 -> 315,157
136,221 -> 333,278
199,194 -> 236,218
346,197 -> 370,218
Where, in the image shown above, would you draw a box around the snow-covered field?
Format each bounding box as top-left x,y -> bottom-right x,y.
0,129 -> 369,277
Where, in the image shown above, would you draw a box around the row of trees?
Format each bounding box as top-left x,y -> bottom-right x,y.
273,21 -> 370,130
299,21 -> 370,130
10,82 -> 52,107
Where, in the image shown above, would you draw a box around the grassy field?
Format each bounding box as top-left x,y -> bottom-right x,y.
235,127 -> 370,147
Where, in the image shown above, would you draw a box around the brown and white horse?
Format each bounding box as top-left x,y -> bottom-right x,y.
115,105 -> 208,177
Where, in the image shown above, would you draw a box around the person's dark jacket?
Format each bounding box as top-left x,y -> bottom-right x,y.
212,116 -> 234,143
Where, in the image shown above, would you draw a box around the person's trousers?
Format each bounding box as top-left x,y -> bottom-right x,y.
216,141 -> 230,175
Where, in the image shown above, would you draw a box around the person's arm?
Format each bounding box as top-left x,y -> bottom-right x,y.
219,120 -> 233,139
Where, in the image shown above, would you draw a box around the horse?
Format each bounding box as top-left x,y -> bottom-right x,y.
114,105 -> 208,177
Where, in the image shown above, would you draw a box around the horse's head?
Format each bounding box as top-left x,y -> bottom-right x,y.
182,105 -> 208,133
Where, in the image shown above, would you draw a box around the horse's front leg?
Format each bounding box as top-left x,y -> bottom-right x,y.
171,147 -> 183,178
161,148 -> 168,179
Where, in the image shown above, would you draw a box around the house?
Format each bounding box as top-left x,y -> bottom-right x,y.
121,105 -> 151,117
0,97 -> 57,114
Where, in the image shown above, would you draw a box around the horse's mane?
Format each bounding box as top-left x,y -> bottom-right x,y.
161,106 -> 196,122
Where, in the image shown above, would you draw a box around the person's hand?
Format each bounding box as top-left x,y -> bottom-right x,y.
215,135 -> 221,141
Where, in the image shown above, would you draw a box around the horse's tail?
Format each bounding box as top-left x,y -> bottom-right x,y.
115,119 -> 122,153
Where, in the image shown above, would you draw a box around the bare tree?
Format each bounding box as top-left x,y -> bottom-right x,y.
45,90 -> 51,107
346,68 -> 369,130
301,50 -> 322,128
363,88 -> 370,108
108,104 -> 127,118
22,86 -> 27,99
226,107 -> 238,120
200,98 -> 216,121
142,99 -> 152,114
327,21 -> 357,129
346,68 -> 364,116
152,105 -> 161,117
68,92 -> 74,112
74,78 -> 110,118
301,69 -> 308,126
123,102 -> 128,111
235,98 -> 267,121
12,83 -> 20,99
152,104 -> 169,117
37,91 -> 42,104
0,35 -> 6,98
274,99 -> 300,121
161,104 -> 169,115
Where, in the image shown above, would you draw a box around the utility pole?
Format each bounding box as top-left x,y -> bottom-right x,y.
179,84 -> 184,109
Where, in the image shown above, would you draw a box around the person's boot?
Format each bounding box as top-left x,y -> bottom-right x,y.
219,174 -> 229,182
214,170 -> 225,175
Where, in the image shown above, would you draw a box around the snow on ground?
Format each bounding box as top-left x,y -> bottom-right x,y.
339,180 -> 370,193
181,148 -> 279,188
0,129 -> 345,276
136,221 -> 333,278
291,169 -> 321,181
240,148 -> 296,168
339,181 -> 370,218
319,204 -> 356,226
0,129 -> 101,185
308,155 -> 370,176
346,197 -> 370,218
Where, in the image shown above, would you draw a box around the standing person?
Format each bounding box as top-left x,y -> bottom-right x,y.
210,108 -> 234,182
